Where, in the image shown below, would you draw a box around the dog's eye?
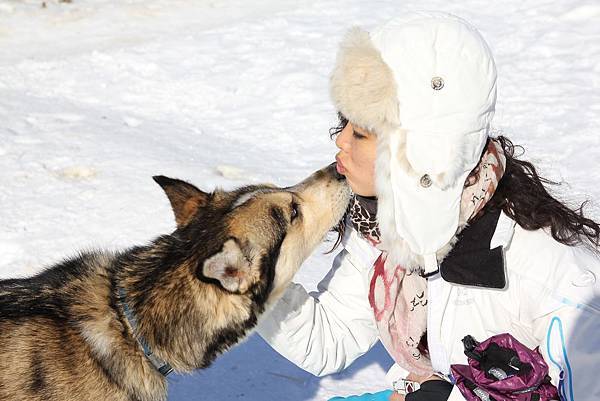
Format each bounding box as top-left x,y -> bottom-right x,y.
290,201 -> 299,222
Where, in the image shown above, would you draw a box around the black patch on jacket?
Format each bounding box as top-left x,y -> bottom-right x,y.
439,209 -> 506,289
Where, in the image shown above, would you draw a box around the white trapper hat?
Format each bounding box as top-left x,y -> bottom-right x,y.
330,12 -> 497,272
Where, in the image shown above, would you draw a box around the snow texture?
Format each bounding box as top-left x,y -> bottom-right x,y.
1,0 -> 599,400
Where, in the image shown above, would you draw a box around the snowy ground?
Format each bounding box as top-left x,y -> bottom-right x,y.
1,0 -> 599,400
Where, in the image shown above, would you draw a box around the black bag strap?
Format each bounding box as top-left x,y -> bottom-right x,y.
462,335 -> 484,362
463,378 -> 498,401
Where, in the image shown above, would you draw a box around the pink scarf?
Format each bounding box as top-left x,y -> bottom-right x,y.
365,139 -> 506,376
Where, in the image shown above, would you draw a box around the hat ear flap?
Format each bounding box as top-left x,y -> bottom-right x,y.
202,239 -> 254,293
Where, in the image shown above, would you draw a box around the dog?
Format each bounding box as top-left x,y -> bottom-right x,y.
0,164 -> 350,401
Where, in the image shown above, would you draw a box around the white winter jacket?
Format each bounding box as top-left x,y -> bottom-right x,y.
257,211 -> 600,401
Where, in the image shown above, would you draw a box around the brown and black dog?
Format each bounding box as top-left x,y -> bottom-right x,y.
0,164 -> 350,401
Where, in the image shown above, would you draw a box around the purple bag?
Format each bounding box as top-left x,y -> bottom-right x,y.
450,333 -> 559,401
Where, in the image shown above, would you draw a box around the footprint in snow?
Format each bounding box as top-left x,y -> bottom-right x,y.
561,5 -> 600,21
25,113 -> 85,131
123,117 -> 142,128
56,166 -> 98,181
216,165 -> 248,181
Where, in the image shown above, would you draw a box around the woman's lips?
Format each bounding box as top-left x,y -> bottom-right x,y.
335,156 -> 346,174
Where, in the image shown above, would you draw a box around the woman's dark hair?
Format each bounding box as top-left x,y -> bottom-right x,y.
485,135 -> 600,248
329,112 -> 348,139
328,111 -> 600,250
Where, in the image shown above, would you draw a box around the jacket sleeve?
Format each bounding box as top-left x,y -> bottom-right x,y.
521,242 -> 600,401
256,229 -> 381,377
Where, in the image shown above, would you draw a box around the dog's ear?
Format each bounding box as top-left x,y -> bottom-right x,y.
201,239 -> 256,294
153,176 -> 209,228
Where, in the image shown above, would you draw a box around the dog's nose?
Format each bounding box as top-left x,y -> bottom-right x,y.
328,162 -> 345,181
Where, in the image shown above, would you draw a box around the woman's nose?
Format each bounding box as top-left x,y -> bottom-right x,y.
335,124 -> 351,151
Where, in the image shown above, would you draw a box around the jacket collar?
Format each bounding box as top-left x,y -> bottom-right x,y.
436,209 -> 515,289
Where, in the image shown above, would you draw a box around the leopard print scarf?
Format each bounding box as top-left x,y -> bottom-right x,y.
348,194 -> 380,243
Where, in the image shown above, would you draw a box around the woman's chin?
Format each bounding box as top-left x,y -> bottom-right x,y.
348,182 -> 375,197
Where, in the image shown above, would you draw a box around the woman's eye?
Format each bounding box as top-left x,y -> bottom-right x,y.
352,130 -> 367,139
290,202 -> 299,222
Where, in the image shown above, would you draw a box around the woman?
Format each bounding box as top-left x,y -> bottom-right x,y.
257,12 -> 600,401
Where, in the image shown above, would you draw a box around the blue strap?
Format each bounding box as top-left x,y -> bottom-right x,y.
328,390 -> 393,401
546,317 -> 574,401
118,286 -> 173,376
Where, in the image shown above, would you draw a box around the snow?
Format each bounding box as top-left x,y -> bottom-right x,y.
1,0 -> 599,400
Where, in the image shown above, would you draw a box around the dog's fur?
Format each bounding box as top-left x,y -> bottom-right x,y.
0,164 -> 350,401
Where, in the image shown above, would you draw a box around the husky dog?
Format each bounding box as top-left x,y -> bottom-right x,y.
0,164 -> 349,401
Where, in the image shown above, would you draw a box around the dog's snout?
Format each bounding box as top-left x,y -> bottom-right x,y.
292,163 -> 348,191
326,162 -> 345,181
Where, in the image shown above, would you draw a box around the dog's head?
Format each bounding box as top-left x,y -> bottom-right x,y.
153,163 -> 350,306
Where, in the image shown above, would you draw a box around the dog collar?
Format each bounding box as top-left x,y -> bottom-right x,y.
117,286 -> 173,376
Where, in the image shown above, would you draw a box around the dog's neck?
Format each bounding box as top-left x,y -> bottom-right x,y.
113,245 -> 203,372
65,251 -> 169,401
116,284 -> 173,377
112,237 -> 263,373
91,235 -> 271,401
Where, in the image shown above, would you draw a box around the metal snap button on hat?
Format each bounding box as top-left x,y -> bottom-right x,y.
431,76 -> 444,90
431,77 -> 444,91
420,174 -> 432,188
571,269 -> 596,287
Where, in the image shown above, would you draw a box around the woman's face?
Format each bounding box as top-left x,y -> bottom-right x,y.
335,121 -> 377,196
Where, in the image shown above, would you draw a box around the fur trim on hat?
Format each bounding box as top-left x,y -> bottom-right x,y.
330,27 -> 400,134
